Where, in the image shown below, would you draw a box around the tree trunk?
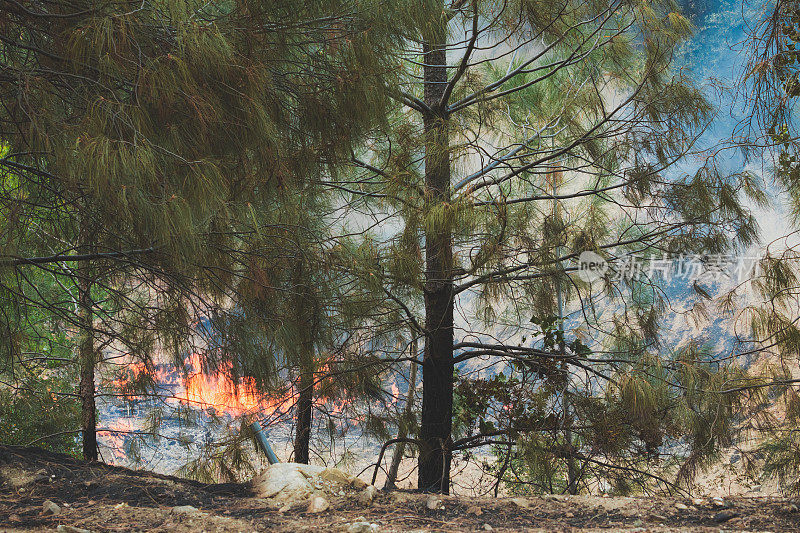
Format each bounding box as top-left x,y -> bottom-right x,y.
292,257 -> 314,465
78,223 -> 97,462
418,9 -> 454,493
385,336 -> 418,490
294,371 -> 313,464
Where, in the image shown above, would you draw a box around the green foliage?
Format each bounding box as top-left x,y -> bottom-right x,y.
0,378 -> 79,455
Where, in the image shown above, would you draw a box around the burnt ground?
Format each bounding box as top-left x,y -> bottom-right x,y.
1,445 -> 800,532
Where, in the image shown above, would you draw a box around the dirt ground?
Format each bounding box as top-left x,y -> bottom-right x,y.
2,445 -> 800,532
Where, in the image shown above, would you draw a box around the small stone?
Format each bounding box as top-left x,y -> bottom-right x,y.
565,511 -> 574,518
172,505 -> 200,514
347,521 -> 379,533
426,495 -> 442,510
42,500 -> 61,516
510,497 -> 530,509
307,495 -> 330,513
675,502 -> 689,511
114,502 -> 129,509
57,526 -> 94,533
278,503 -> 292,513
358,485 -> 378,504
483,524 -> 494,532
711,497 -> 728,508
691,498 -> 705,506
466,505 -> 482,516
712,510 -> 739,523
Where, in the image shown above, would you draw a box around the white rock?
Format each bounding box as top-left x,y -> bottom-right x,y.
307,495 -> 330,513
347,521 -> 379,533
362,485 -> 378,502
691,498 -> 705,506
42,500 -> 61,516
483,524 -> 494,531
675,502 -> 689,511
425,495 -> 442,510
172,505 -> 202,515
56,526 -> 94,533
252,463 -> 324,502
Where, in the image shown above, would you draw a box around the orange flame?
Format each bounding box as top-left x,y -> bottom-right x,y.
175,353 -> 292,417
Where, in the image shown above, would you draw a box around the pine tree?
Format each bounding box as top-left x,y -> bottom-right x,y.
729,0 -> 800,493
0,0 -> 407,462
337,0 -> 764,493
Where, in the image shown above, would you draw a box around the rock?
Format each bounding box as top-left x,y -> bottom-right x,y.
172,505 -> 201,515
425,495 -> 443,510
358,485 -> 378,505
510,497 -> 530,509
711,497 -> 728,508
307,495 -> 330,513
347,521 -> 379,533
252,463 -> 324,502
564,511 -> 574,518
278,503 -> 292,513
113,502 -> 129,509
483,524 -> 494,531
712,510 -> 739,523
674,502 -> 689,511
319,467 -> 352,486
56,526 -> 94,533
42,500 -> 61,516
350,477 -> 368,490
691,498 -> 705,506
466,505 -> 482,516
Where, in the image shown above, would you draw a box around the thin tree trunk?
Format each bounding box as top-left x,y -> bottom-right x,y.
418,7 -> 454,493
563,362 -> 578,494
294,371 -> 313,464
78,222 -> 97,462
292,258 -> 313,464
385,336 -> 418,490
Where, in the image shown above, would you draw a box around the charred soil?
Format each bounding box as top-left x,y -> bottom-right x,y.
1,445 -> 799,532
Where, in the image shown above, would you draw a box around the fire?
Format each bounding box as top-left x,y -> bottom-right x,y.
175,353 -> 292,417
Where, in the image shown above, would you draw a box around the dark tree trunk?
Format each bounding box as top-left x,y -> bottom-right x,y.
292,257 -> 314,465
418,10 -> 454,493
294,372 -> 313,464
78,226 -> 97,462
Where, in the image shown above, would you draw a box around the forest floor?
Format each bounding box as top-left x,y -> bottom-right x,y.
2,445 -> 800,532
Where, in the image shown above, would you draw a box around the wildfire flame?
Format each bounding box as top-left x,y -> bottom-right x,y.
175,353 -> 292,418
